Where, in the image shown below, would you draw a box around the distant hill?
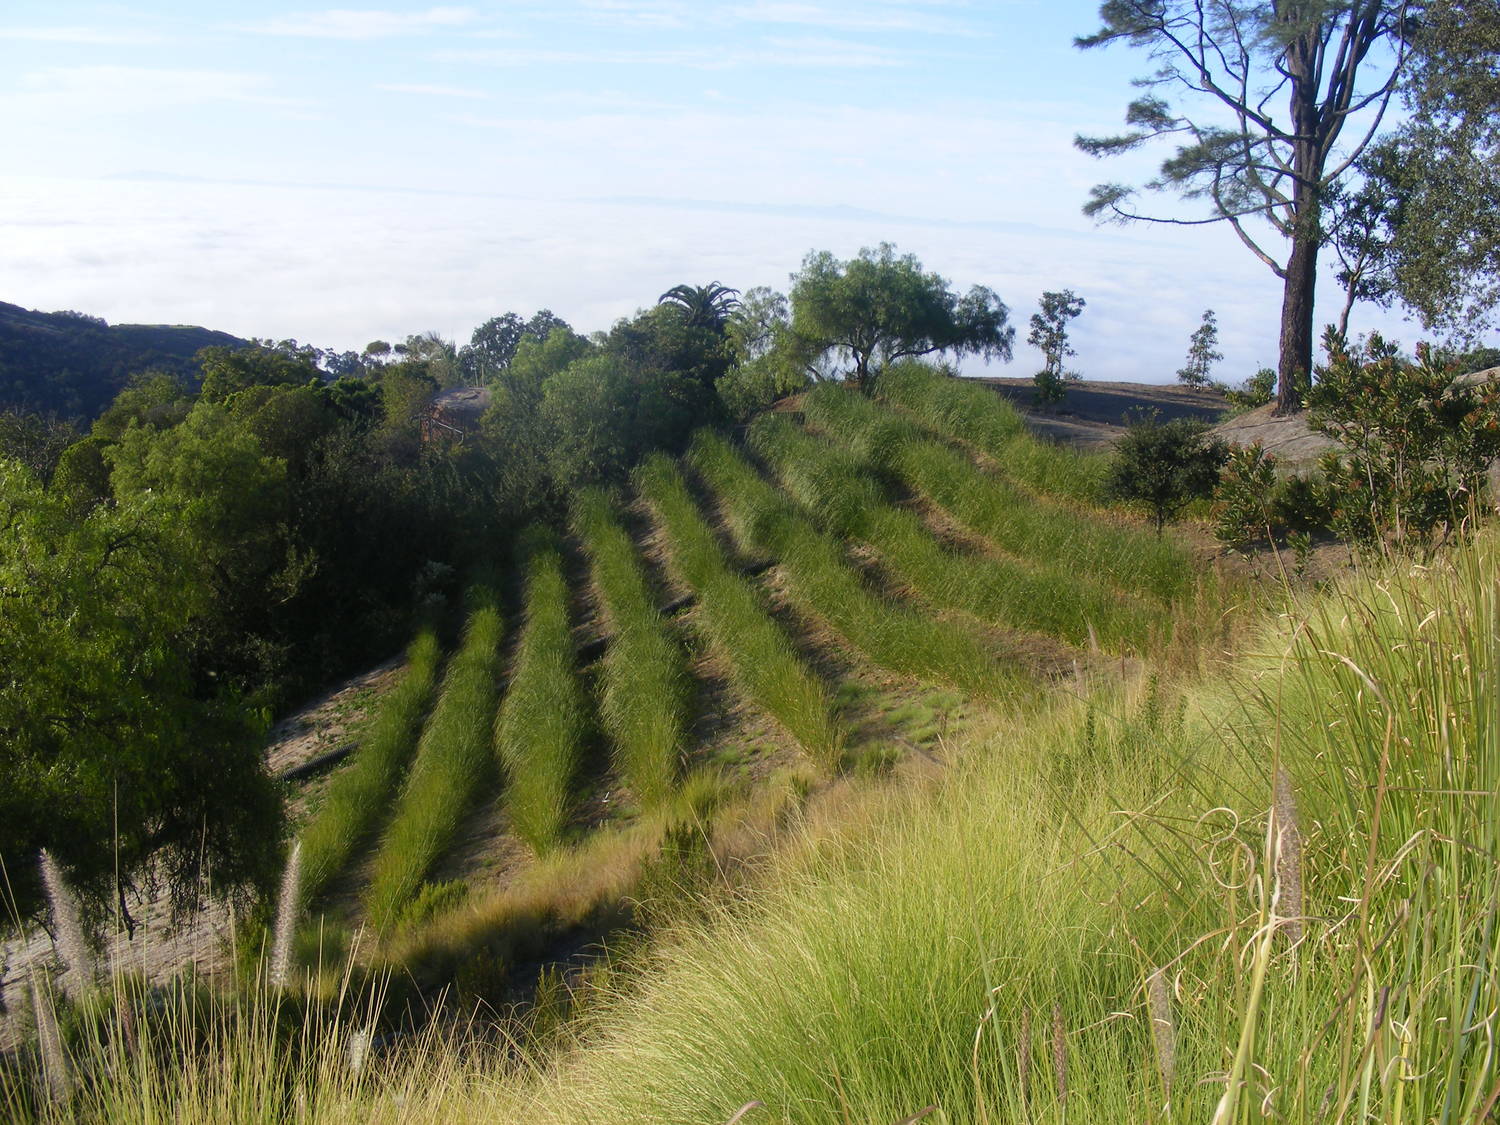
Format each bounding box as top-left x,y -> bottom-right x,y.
0,301 -> 247,419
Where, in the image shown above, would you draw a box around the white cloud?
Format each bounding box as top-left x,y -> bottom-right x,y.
377,82 -> 490,98
726,2 -> 975,34
437,36 -> 908,69
0,26 -> 165,45
1,67 -> 301,119
245,7 -> 478,40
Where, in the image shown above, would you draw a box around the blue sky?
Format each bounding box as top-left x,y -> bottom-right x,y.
1,1 -> 1419,381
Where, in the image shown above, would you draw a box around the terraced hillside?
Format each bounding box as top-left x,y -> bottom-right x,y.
0,370 -> 1219,1026
247,370 -> 1215,1006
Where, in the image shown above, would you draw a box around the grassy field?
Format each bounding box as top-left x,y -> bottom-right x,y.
802,381 -> 1191,604
751,413 -> 1157,648
636,451 -> 845,769
688,429 -> 1022,698
19,530 -> 1500,1123
876,361 -> 1109,504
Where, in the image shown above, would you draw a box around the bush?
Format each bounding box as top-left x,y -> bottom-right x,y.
1212,445 -> 1332,549
1309,331 -> 1500,548
1104,413 -> 1228,534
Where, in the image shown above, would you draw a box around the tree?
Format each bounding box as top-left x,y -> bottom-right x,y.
1075,1 -> 1415,412
0,460 -> 280,921
658,282 -> 741,331
463,310 -> 575,384
1177,309 -> 1224,387
1105,412 -> 1228,533
788,243 -> 1014,393
1027,289 -> 1085,404
1328,0 -> 1500,343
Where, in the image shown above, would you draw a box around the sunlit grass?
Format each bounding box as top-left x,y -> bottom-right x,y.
635,452 -> 843,769
298,631 -> 442,907
571,488 -> 692,809
876,360 -> 1108,503
803,380 -> 1191,604
751,413 -> 1154,648
363,588 -> 504,935
687,429 -> 1022,698
494,526 -> 591,855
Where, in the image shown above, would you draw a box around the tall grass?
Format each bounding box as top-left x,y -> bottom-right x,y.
751,413 -> 1155,649
364,589 -> 504,935
687,429 -> 1022,698
876,360 -> 1109,503
298,630 -> 442,906
457,534 -> 1500,1123
804,381 -> 1191,603
635,452 -> 843,769
571,488 -> 692,809
494,527 -> 591,855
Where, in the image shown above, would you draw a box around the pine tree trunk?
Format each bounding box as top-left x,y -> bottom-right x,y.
1275,224 -> 1318,414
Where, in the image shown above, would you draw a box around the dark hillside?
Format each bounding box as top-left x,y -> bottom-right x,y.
0,301 -> 246,418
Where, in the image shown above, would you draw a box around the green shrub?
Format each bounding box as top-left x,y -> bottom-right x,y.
1214,445 -> 1331,549
298,630 -> 442,906
494,527 -> 592,854
1309,331 -> 1500,547
364,590 -> 504,934
1103,412 -> 1227,534
635,453 -> 843,769
572,488 -> 692,808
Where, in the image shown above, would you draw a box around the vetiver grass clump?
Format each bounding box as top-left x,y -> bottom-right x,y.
571,488 -> 692,809
877,360 -> 1108,504
494,526 -> 592,854
298,630 -> 442,906
751,414 -> 1153,649
687,429 -> 1021,698
635,452 -> 843,769
803,381 -> 1190,604
364,588 -> 504,935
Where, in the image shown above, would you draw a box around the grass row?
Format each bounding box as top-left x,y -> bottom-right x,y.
803,381 -> 1192,604
686,429 -> 1021,699
297,630 -> 442,907
876,360 -> 1108,504
363,588 -> 504,935
635,452 -> 843,769
494,527 -> 592,855
570,488 -> 692,810
750,414 -> 1154,649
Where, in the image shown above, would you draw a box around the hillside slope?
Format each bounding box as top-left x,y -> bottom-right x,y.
0,301 -> 246,418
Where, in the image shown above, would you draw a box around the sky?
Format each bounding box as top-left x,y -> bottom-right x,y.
0,0 -> 1425,383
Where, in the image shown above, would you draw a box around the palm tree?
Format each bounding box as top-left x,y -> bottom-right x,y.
657,282 -> 741,332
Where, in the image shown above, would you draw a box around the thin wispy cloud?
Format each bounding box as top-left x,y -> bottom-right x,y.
0,26 -> 165,46
245,7 -> 478,40
3,67 -> 303,117
438,37 -> 908,70
378,82 -> 490,99
727,2 -> 975,34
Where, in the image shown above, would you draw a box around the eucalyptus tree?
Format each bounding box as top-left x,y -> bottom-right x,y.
1076,0 -> 1417,411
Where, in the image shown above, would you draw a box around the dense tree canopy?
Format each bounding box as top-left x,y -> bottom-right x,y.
788,244 -> 1014,392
